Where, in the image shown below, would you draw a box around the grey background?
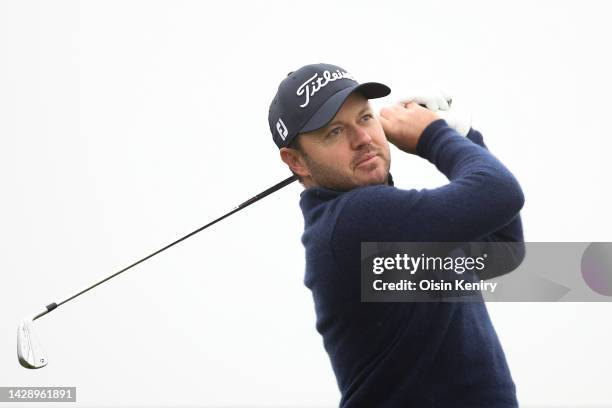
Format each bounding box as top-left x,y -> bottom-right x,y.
1,0 -> 611,406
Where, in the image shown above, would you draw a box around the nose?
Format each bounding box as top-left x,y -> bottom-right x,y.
349,125 -> 373,149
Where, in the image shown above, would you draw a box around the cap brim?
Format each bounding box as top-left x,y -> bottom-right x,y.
300,82 -> 391,134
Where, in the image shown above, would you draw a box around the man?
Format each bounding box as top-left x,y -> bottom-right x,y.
268,63 -> 524,407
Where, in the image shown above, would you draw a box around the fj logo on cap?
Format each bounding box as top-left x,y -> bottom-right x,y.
276,118 -> 288,140
296,70 -> 355,108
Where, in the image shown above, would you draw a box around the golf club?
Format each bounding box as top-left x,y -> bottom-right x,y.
17,174 -> 298,369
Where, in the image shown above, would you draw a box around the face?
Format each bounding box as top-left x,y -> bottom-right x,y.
281,92 -> 391,191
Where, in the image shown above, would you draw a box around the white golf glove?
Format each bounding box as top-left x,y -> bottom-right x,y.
399,88 -> 472,136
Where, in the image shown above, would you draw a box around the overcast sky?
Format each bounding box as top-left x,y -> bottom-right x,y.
1,0 -> 611,407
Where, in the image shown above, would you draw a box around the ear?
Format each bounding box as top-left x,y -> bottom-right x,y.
280,147 -> 310,179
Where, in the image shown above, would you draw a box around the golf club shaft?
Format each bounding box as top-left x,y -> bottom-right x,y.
33,175 -> 298,321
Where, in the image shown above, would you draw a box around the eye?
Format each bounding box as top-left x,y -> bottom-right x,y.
361,113 -> 373,122
327,127 -> 343,138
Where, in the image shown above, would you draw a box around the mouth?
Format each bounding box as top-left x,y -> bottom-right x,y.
355,152 -> 378,169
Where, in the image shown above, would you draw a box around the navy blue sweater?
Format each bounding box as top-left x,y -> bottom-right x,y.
299,119 -> 524,407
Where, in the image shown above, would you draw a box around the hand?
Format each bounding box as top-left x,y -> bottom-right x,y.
399,88 -> 452,111
436,108 -> 472,137
378,101 -> 441,154
399,88 -> 472,136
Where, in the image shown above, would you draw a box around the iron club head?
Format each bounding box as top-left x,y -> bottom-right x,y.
17,318 -> 48,369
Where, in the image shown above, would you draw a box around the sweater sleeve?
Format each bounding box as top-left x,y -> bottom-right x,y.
462,126 -> 525,278
332,119 -> 525,244
464,126 -> 524,244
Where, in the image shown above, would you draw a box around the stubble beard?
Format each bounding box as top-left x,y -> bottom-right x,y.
302,151 -> 390,191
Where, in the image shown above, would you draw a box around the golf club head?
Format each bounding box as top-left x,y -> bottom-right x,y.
17,318 -> 48,369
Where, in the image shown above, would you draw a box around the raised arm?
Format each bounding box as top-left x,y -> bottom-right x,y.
332,117 -> 524,245
464,126 -> 524,244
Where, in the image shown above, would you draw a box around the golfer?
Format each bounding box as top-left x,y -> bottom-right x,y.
268,63 -> 524,407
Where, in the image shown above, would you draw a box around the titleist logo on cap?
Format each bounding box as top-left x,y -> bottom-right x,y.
297,69 -> 355,108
